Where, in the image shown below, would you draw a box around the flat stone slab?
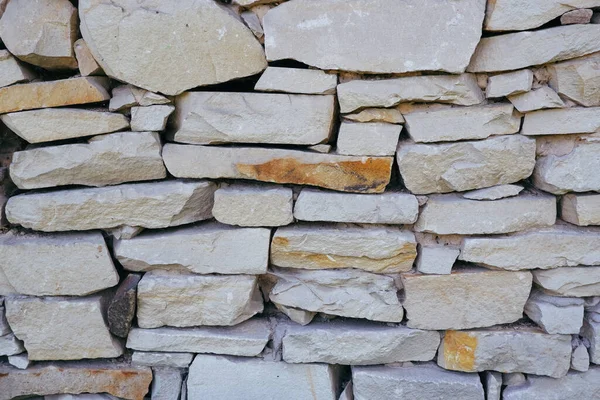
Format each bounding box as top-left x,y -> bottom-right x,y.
524,290 -> 584,334
503,367 -> 600,400
254,67 -> 337,94
0,50 -> 35,88
343,108 -> 405,124
486,69 -> 533,98
548,52 -> 600,106
508,86 -> 564,112
561,193 -> 600,226
132,352 -> 194,368
533,266 -> 600,297
336,122 -> 402,156
463,184 -> 523,201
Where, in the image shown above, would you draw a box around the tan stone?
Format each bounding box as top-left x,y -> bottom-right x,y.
74,39 -> 102,76
337,122 -> 402,156
343,108 -> 405,124
533,267 -> 600,297
463,184 -> 523,201
109,84 -> 170,112
0,50 -> 35,88
561,193 -> 600,225
130,105 -> 174,131
163,144 -> 393,193
561,8 -> 594,24
508,86 -> 564,112
522,107 -> 600,135
255,67 -> 337,94
486,70 -> 533,98
547,52 -> 600,106
0,77 -> 110,114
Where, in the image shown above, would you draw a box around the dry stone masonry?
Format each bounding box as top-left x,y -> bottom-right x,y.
2,0 -> 600,399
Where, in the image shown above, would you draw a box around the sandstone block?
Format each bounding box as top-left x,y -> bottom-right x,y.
212,184 -> 293,227
151,368 -> 182,400
6,180 -> 216,232
503,368 -> 600,400
402,269 -> 532,330
0,50 -> 35,88
5,295 -> 123,361
343,108 -> 405,124
486,70 -> 533,98
170,92 -> 334,145
271,224 -> 416,273
130,105 -> 174,131
163,144 -> 393,193
115,223 -> 270,275
274,303 -> 316,326
508,86 -> 564,112
293,189 -> 419,224
10,132 -> 166,189
438,328 -> 572,378
107,273 -> 141,338
396,135 -> 536,194
255,67 -> 337,94
74,39 -> 102,76
109,84 -> 170,111
533,266 -> 600,297
524,291 -> 584,334
414,193 -> 556,235
548,53 -> 600,106
336,122 -> 401,156
415,246 -> 460,275
1,108 -> 129,144
79,0 -> 266,95
561,8 -> 593,23
132,352 -> 194,368
562,193 -> 600,225
523,107 -> 600,135
463,184 -> 523,200
137,271 -> 263,328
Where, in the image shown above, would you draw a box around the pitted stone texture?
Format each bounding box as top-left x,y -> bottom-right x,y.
115,223 -> 269,275
503,367 -> 600,400
188,355 -> 341,400
170,92 -> 334,145
271,224 -> 416,273
343,108 -> 405,124
264,0 -> 485,74
0,362 -> 152,400
74,39 -> 102,76
468,25 -> 600,72
79,0 -> 266,95
1,108 -> 129,144
414,193 -> 556,235
137,270 -> 263,328
10,132 -> 166,189
562,193 -> 600,226
402,269 -> 532,330
5,295 -> 123,361
396,135 -> 536,195
523,107 -> 600,135
107,273 -> 141,338
130,105 -> 174,132
582,317 -> 600,363
0,50 -> 35,88
337,74 -> 484,113
460,225 -> 600,270
404,104 -> 520,143
415,246 -> 460,275
0,77 -> 110,114
269,268 -> 404,322
0,231 -> 118,296
524,291 -> 584,334
352,363 -> 485,400
127,319 -> 270,356
212,184 -> 293,227
282,320 -> 440,365
163,144 -> 393,194
508,86 -> 564,112
463,184 -> 523,201
533,266 -> 600,297
132,352 -> 194,368
0,0 -> 78,69
438,328 -> 572,378
255,67 -> 337,94
6,180 -> 216,232
294,189 -> 419,224
486,70 -> 533,98
548,53 -> 600,106
336,122 -> 401,156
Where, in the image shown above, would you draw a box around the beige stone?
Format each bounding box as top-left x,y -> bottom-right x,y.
0,0 -> 78,69
109,84 -> 170,112
0,50 -> 35,88
396,135 -> 536,194
548,53 -> 600,106
131,352 -> 194,368
561,8 -> 594,24
1,108 -> 129,144
522,107 -> 600,135
264,0 -> 485,74
468,25 -> 600,72
337,122 -> 402,156
415,245 -> 460,275
130,105 -> 174,132
508,86 -> 564,112
337,74 -> 484,113
10,132 -> 166,189
524,291 -> 584,334
74,39 -> 102,76
343,108 -> 405,124
79,0 -> 266,95
6,180 -> 216,232
561,193 -> 600,225
463,184 -> 523,200
486,70 -> 533,98
255,67 -> 337,94
533,267 -> 600,297
0,77 -> 110,114
163,144 -> 393,194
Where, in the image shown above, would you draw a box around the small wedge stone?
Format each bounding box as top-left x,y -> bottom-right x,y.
561,8 -> 593,24
132,352 -> 194,368
0,333 -> 24,356
484,371 -> 502,400
109,84 -> 170,112
571,342 -> 590,371
524,290 -> 584,334
343,108 -> 405,124
463,184 -> 523,201
486,70 -> 533,98
561,193 -> 600,225
508,86 -> 564,112
522,107 -> 600,135
130,105 -> 175,131
107,273 -> 141,338
582,317 -> 600,363
255,67 -> 337,94
0,50 -> 35,88
533,266 -> 600,297
415,246 -> 460,275
74,39 -> 102,76
336,122 -> 401,156
503,368 -> 600,400
8,353 -> 29,370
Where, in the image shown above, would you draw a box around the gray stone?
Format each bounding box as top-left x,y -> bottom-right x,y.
132,352 -> 194,368
522,107 -> 600,135
74,39 -> 102,76
524,290 -> 584,334
336,122 -> 401,156
503,373 -> 527,387
571,342 -> 590,371
562,193 -> 600,226
486,70 -> 533,98
0,50 -> 35,88
130,105 -> 174,131
582,317 -> 600,363
255,67 -> 337,94
415,246 -> 460,275
0,305 -> 10,336
508,86 -> 564,112
241,11 -> 263,39
0,333 -> 25,356
533,266 -> 600,297
151,368 -> 182,400
561,8 -> 593,24
484,371 -> 502,400
547,52 -> 600,106
503,367 -> 600,400
463,184 -> 523,201
107,273 -> 141,338
109,84 -> 170,112
8,352 -> 29,370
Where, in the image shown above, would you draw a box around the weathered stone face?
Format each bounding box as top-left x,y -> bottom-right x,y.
533,266 -> 600,297
522,107 -> 600,135
524,291 -> 584,334
416,246 -> 460,275
486,70 -> 533,98
508,86 -> 564,112
255,67 -> 337,95
502,368 -> 600,400
336,122 -> 402,156
0,50 -> 35,88
463,184 -> 523,201
561,193 -> 600,225
548,53 -> 600,106
343,108 -> 405,124
132,352 -> 194,368
107,273 -> 141,338
79,0 -> 266,95
74,39 -> 102,76
130,105 -> 174,132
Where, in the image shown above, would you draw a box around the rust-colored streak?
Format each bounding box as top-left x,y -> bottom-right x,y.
443,331 -> 478,371
236,157 -> 392,193
272,236 -> 290,247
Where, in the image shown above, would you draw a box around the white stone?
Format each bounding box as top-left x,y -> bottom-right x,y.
0,50 -> 35,88
415,193 -> 556,235
151,368 -> 182,400
1,108 -> 129,144
269,268 -> 404,322
294,189 -> 419,224
0,333 -> 24,356
130,105 -> 174,132
548,52 -> 600,106
486,70 -> 533,98
132,352 -> 194,368
79,0 -> 266,95
170,92 -> 334,145
264,0 -> 485,74
503,373 -> 527,387
128,319 -> 270,357
255,67 -> 337,94
74,39 -> 102,76
533,267 -> 600,297
5,295 -> 123,361
522,107 -> 600,135
352,363 -> 485,400
336,122 -> 401,156
508,86 -> 564,112
212,184 -> 293,227
402,269 -> 532,330
484,371 -> 502,400
469,25 -> 600,72
282,320 -> 440,365
582,317 -> 600,363
503,368 -> 600,399
9,132 -> 166,189
8,353 -> 29,370
562,193 -> 600,226
271,224 -> 417,273
438,328 -> 571,378
187,355 -> 341,400
137,271 -> 263,328
415,246 -> 460,275
337,74 -> 484,113
115,222 -> 270,275
6,180 -> 216,232
463,184 -> 523,201
396,135 -> 536,194
571,343 -> 590,371
0,231 -> 118,296
404,104 -> 520,143
524,290 -> 584,334
343,108 -> 405,124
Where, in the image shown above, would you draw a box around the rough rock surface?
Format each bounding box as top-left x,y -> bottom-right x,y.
502,368 -> 600,400
415,246 -> 460,275
522,107 -> 600,135
484,371 -> 502,400
254,67 -> 337,94
74,39 -> 102,76
271,224 -> 417,273
343,108 -> 405,124
463,184 -> 523,200
151,368 -> 182,400
548,53 -> 600,106
524,291 -> 584,334
79,0 -> 266,95
132,352 -> 194,368
508,86 -> 564,112
582,317 -> 600,364
561,193 -> 600,225
402,269 -> 532,330
107,273 -> 141,338
0,50 -> 35,88
109,84 -> 170,111
130,105 -> 174,132
486,70 -> 533,98
336,122 -> 401,156
533,266 -> 600,297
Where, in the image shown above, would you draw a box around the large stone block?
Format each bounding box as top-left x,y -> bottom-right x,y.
0,50 -> 35,88
548,53 -> 600,106
522,108 -> 600,135
502,367 -> 600,400
508,86 -> 564,112
524,291 -> 584,334
561,193 -> 600,226
533,266 -> 600,297
336,122 -> 401,156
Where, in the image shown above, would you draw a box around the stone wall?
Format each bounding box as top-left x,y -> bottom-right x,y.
1,0 -> 600,399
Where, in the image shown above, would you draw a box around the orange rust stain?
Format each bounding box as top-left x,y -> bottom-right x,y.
235,157 -> 392,193
272,236 -> 290,247
443,331 -> 478,371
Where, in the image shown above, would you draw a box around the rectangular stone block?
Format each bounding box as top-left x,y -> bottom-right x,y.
486,69 -> 533,98
254,66 -> 337,95
548,52 -> 600,107
524,290 -> 584,334
0,49 -> 35,88
336,122 -> 401,156
522,107 -> 600,135
507,86 -> 564,112
561,193 -> 600,226
533,266 -> 600,297
503,368 -> 600,400
131,352 -> 194,368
